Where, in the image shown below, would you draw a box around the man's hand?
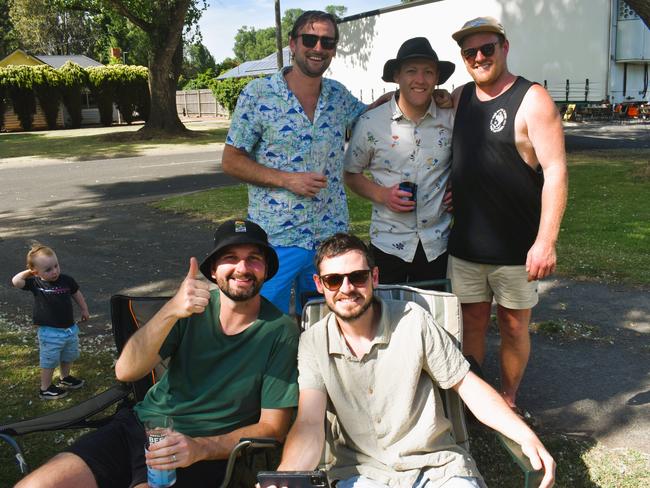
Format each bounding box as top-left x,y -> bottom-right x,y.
169,258 -> 211,318
526,240 -> 557,281
80,310 -> 90,321
521,438 -> 556,488
145,431 -> 203,469
433,89 -> 453,108
284,172 -> 327,197
383,184 -> 416,213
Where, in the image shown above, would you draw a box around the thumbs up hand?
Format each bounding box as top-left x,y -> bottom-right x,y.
170,257 -> 211,318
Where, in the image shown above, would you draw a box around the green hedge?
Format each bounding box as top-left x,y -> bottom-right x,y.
0,63 -> 150,131
209,76 -> 256,114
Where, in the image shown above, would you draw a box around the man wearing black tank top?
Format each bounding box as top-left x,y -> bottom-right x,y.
447,17 -> 568,419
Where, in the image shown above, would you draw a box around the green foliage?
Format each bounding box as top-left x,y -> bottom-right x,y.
234,26 -> 277,62
31,65 -> 63,129
210,76 -> 255,114
58,61 -> 89,129
0,65 -> 36,130
181,68 -> 217,90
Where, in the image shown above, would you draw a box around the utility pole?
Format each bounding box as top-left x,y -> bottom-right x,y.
274,0 -> 284,71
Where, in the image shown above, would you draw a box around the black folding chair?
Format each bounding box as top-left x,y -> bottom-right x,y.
1,294 -> 282,487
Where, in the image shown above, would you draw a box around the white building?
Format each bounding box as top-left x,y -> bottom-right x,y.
327,0 -> 650,105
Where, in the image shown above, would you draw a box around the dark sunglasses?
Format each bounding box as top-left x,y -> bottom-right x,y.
462,42 -> 498,60
319,269 -> 371,291
297,33 -> 337,50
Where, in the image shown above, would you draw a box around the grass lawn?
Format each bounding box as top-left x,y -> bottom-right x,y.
154,150 -> 650,287
0,120 -> 229,160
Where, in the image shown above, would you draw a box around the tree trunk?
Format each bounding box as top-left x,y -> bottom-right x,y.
141,42 -> 188,136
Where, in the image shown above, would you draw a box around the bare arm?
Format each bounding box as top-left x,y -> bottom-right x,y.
11,269 -> 32,289
522,85 -> 568,281
146,407 -> 294,468
277,389 -> 328,471
115,257 -> 211,382
221,144 -> 327,198
344,172 -> 415,213
454,372 -> 556,488
72,290 -> 90,321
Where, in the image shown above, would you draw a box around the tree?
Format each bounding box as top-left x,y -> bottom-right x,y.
61,0 -> 207,137
0,0 -> 19,59
181,41 -> 217,81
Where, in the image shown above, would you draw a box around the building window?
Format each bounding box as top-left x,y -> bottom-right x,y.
618,1 -> 640,21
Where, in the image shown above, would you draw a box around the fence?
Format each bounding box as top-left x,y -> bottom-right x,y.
176,89 -> 229,118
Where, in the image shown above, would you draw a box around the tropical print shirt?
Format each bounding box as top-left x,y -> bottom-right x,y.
344,94 -> 454,262
227,67 -> 367,249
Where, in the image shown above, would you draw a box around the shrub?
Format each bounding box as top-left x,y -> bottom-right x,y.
1,66 -> 36,131
210,76 -> 256,114
58,62 -> 88,129
32,66 -> 63,129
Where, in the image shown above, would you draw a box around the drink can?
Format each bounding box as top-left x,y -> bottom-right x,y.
144,417 -> 177,488
398,181 -> 417,203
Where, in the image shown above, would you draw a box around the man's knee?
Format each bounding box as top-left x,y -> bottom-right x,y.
461,302 -> 492,330
496,306 -> 531,339
15,452 -> 96,488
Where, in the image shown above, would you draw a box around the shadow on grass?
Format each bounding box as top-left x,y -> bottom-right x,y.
0,127 -> 228,160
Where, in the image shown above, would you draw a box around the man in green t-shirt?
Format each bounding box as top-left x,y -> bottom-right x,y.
17,220 -> 299,488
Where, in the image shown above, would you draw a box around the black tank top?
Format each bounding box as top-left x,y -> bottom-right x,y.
449,77 -> 543,265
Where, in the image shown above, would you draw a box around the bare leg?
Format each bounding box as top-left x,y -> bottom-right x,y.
40,368 -> 55,390
497,305 -> 532,407
60,361 -> 72,378
15,452 -> 98,488
461,302 -> 492,365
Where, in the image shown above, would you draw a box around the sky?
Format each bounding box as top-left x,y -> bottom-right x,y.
199,0 -> 397,62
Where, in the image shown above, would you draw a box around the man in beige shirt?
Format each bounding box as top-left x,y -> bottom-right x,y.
277,233 -> 555,488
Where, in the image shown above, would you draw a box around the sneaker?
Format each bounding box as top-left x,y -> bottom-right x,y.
58,375 -> 85,390
39,385 -> 68,400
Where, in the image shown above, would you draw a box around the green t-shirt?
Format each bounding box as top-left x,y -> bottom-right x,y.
135,292 -> 299,437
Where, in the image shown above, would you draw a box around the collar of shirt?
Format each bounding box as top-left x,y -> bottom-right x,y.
325,297 -> 408,358
391,91 -> 438,122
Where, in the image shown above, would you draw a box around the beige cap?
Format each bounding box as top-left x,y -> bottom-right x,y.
452,16 -> 506,45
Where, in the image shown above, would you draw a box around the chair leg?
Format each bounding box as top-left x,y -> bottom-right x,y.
0,433 -> 30,475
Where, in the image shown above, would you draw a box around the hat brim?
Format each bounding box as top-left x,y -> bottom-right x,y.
382,57 -> 455,85
199,236 -> 279,284
452,25 -> 505,45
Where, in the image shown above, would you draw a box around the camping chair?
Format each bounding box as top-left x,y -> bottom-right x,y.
300,284 -> 544,488
1,294 -> 282,487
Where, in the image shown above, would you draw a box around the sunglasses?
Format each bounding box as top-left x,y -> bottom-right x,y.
297,33 -> 337,50
319,269 -> 371,291
462,42 -> 499,60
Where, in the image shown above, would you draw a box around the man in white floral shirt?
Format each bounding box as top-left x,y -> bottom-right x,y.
222,11 -> 369,314
344,37 -> 455,285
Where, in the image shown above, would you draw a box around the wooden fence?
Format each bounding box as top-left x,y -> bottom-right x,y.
176,89 -> 229,118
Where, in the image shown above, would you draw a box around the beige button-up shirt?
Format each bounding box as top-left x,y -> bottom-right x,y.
298,298 -> 482,488
344,95 -> 454,262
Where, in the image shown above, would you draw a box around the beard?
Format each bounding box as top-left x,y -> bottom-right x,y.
327,291 -> 375,321
293,50 -> 332,78
217,272 -> 263,302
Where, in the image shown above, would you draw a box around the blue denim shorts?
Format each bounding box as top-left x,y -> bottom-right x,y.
38,324 -> 80,369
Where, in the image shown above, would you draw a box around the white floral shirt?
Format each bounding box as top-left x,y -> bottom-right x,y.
227,68 -> 367,249
344,94 -> 454,262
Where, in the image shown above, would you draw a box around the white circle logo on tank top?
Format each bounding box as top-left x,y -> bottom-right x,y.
489,108 -> 507,133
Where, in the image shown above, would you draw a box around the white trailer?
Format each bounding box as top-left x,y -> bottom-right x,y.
327,0 -> 650,105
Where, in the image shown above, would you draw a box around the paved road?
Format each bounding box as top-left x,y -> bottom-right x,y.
0,149 -> 230,213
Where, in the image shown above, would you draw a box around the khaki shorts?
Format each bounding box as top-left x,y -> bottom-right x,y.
447,255 -> 538,309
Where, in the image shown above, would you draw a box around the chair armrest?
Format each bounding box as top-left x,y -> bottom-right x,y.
220,437 -> 283,488
495,432 -> 544,488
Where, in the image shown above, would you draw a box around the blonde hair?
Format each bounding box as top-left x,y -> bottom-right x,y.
27,243 -> 56,270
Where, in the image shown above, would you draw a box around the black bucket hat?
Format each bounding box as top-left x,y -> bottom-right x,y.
382,37 -> 455,84
199,219 -> 279,283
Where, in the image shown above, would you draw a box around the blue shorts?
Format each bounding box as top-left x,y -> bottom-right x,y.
38,324 -> 80,369
261,246 -> 318,315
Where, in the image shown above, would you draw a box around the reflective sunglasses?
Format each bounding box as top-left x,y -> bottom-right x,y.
462,42 -> 499,60
298,33 -> 337,50
319,269 -> 371,291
